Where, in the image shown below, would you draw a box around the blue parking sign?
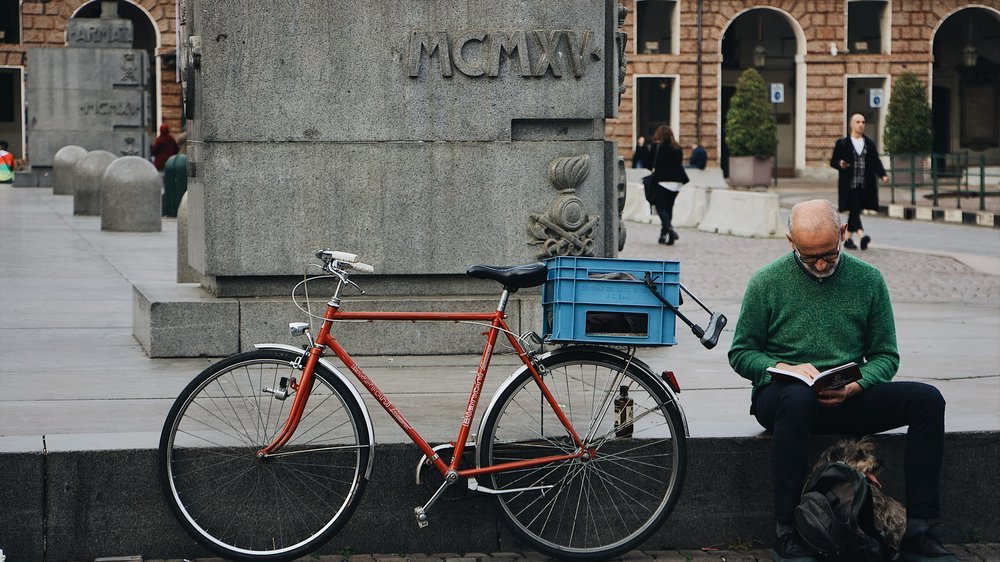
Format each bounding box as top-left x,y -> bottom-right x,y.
770,83 -> 785,104
869,88 -> 884,108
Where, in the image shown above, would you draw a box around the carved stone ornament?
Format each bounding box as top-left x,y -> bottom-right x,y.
528,155 -> 600,258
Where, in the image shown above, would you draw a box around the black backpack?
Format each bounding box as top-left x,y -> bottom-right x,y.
794,461 -> 889,561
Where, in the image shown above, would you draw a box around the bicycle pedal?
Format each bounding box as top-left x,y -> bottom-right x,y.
413,506 -> 429,528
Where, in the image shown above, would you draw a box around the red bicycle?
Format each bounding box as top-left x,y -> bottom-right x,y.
159,250 -> 724,561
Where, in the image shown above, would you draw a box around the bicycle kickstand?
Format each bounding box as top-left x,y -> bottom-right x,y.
414,470 -> 459,528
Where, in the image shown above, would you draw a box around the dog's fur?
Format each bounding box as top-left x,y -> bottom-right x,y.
810,438 -> 907,550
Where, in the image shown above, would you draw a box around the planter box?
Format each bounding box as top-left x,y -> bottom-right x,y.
728,156 -> 774,187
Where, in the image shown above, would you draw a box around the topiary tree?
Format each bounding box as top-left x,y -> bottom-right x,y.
883,71 -> 933,155
725,68 -> 778,158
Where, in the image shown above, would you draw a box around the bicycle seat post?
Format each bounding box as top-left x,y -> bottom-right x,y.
496,288 -> 511,314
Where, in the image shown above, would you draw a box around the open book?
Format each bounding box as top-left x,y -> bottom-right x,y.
766,362 -> 861,392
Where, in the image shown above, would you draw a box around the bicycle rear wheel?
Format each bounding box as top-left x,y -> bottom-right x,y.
159,349 -> 370,561
477,347 -> 686,560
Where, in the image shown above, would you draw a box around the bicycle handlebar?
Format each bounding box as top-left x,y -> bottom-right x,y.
316,249 -> 375,274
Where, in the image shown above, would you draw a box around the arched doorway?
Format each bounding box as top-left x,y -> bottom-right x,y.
71,0 -> 160,128
932,6 -> 1000,165
720,8 -> 805,177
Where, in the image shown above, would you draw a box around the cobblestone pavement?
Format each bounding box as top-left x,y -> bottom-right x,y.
138,542 -> 1000,561
620,218 -> 1000,305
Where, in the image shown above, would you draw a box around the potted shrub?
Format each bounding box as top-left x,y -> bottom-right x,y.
883,71 -> 933,186
725,68 -> 777,187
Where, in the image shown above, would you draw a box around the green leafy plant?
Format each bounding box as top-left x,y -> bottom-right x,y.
883,71 -> 933,155
725,68 -> 778,158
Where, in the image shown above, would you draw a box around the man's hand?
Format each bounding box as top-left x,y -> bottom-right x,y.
838,159 -> 850,169
774,362 -> 820,379
817,382 -> 862,408
880,174 -> 889,183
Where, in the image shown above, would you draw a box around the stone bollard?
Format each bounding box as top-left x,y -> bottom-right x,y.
176,192 -> 200,282
52,145 -> 88,195
73,150 -> 117,216
101,156 -> 162,232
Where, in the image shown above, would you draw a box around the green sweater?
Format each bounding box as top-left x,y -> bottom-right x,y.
728,252 -> 898,395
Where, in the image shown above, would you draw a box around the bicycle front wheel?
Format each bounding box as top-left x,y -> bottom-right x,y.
159,349 -> 370,561
478,347 -> 686,560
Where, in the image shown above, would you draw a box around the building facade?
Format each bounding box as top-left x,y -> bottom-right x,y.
0,0 -> 179,167
609,1 -> 1000,177
1,1 -> 998,176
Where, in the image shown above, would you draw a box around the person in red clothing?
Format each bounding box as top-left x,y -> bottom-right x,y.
151,124 -> 180,171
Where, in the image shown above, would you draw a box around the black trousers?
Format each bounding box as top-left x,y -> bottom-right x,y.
752,380 -> 945,523
847,188 -> 865,232
655,190 -> 679,234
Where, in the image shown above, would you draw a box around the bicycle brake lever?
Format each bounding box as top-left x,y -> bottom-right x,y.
344,277 -> 366,295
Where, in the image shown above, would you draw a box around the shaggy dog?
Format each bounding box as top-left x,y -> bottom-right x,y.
811,438 -> 907,551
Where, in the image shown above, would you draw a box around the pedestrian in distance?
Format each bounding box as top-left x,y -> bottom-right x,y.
0,140 -> 15,184
830,113 -> 888,251
685,143 -> 707,170
728,199 -> 957,562
151,123 -> 180,172
632,135 -> 652,169
649,125 -> 689,245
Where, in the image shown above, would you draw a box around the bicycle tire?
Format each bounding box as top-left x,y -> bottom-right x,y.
477,347 -> 687,560
159,349 -> 370,561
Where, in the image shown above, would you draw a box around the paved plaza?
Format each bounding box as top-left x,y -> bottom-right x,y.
0,182 -> 998,561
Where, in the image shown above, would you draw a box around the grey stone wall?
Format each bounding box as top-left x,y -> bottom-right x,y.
26,36 -> 149,168
183,0 -> 623,296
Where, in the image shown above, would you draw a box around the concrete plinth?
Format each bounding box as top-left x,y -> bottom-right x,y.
132,282 -> 543,357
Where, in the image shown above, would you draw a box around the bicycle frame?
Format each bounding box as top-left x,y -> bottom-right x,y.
257,294 -> 590,480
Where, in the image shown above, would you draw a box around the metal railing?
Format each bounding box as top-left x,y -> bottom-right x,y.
887,152 -> 1000,211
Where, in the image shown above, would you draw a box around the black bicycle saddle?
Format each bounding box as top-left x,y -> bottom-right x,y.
466,262 -> 548,292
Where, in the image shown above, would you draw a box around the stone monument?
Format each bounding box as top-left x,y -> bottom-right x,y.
25,2 -> 149,169
135,0 -> 628,356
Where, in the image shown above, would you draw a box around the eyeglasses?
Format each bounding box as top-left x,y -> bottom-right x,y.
796,248 -> 841,265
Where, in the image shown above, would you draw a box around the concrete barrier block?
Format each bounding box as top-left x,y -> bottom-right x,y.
102,156 -> 162,232
52,145 -> 87,195
72,150 -> 117,216
698,189 -> 784,237
673,187 -> 709,228
622,179 -> 656,224
685,167 -> 729,189
132,283 -> 239,357
0,436 -> 45,562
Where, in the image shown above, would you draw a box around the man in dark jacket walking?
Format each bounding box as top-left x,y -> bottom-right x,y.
830,114 -> 888,250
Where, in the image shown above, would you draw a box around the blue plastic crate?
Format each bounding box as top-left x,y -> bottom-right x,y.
542,256 -> 680,346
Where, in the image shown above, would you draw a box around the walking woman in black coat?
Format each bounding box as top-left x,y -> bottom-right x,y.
649,125 -> 689,245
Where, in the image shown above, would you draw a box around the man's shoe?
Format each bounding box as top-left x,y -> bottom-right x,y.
860,235 -> 871,250
771,532 -> 819,562
844,238 -> 858,249
899,531 -> 958,561
667,228 -> 679,245
657,235 -> 667,245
